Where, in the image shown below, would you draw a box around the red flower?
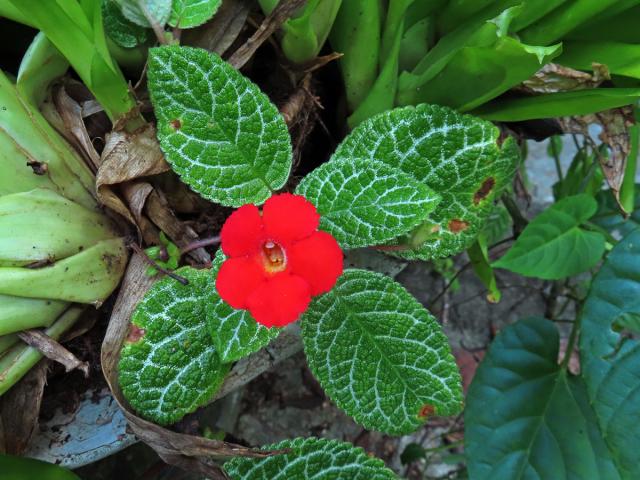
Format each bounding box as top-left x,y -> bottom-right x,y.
216,193 -> 343,328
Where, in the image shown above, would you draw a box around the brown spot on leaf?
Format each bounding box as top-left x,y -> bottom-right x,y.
417,404 -> 435,419
126,325 -> 146,343
170,119 -> 182,130
474,177 -> 495,204
27,160 -> 48,175
448,219 -> 469,233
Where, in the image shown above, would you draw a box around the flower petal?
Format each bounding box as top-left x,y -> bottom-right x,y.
216,257 -> 266,309
220,204 -> 264,257
246,273 -> 311,327
262,193 -> 320,244
288,231 -> 343,296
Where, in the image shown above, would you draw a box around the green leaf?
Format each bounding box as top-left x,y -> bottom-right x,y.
114,0 -> 172,28
399,36 -> 561,112
332,104 -> 519,260
593,185 -> 640,238
482,203 -> 511,245
579,228 -> 640,477
612,312 -> 640,334
103,0 -> 151,48
493,194 -> 606,279
560,41 -> 640,80
471,88 -> 640,122
118,267 -> 229,425
0,455 -> 80,480
465,317 -> 621,480
147,46 -> 292,207
301,269 -> 462,434
206,250 -> 280,363
296,158 -> 440,249
467,234 -> 501,303
224,437 -> 397,479
400,443 -> 427,465
169,0 -> 222,29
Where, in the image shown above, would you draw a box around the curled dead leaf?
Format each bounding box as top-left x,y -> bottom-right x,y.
522,63 -> 610,94
0,360 -> 49,455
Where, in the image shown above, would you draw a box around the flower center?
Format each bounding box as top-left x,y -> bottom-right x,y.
260,240 -> 287,274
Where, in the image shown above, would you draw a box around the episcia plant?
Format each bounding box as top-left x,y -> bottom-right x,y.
116,44 -> 519,476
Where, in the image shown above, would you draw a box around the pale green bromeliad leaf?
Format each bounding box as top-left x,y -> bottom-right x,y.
301,269 -> 462,434
114,0 -> 172,28
332,104 -> 519,260
118,267 -> 229,425
493,194 -> 606,279
102,0 -> 151,48
579,228 -> 640,478
295,158 -> 440,249
224,437 -> 397,480
169,0 -> 222,28
472,88 -> 640,122
465,317 -> 621,480
206,250 -> 280,363
148,45 -> 292,207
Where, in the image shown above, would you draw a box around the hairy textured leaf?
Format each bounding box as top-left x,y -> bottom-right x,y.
207,250 -> 280,363
580,228 -> 640,478
103,0 -> 151,48
224,437 -> 397,480
301,269 -> 462,434
169,0 -> 222,28
332,104 -> 519,259
466,318 -> 620,480
493,194 -> 606,279
296,158 -> 440,249
114,0 -> 172,28
148,46 -> 292,207
119,267 -> 229,425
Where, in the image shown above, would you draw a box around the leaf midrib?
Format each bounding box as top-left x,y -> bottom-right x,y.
337,293 -> 422,424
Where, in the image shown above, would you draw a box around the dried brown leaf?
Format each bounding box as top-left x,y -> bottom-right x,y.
559,107 -> 634,213
144,189 -> 210,264
595,107 -> 634,202
53,86 -> 101,171
183,0 -> 252,55
522,63 -> 610,94
17,330 -> 89,377
0,360 -> 48,454
227,0 -> 307,69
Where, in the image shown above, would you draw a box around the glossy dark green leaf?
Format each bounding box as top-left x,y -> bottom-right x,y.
0,455 -> 80,480
592,185 -> 640,238
466,317 -> 620,480
579,228 -> 640,478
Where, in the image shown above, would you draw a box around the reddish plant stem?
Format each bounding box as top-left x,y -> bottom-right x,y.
181,235 -> 221,254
